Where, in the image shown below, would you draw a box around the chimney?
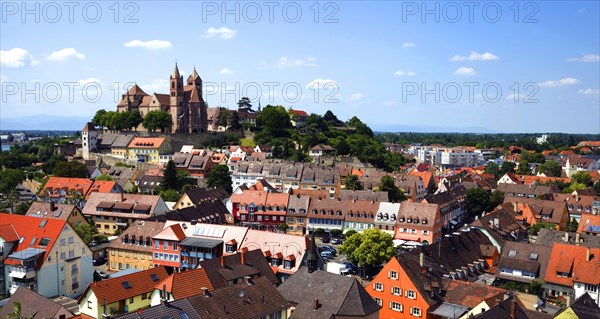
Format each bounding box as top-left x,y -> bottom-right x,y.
576,233 -> 580,245
512,202 -> 517,213
312,298 -> 319,310
201,287 -> 210,297
120,191 -> 124,202
240,251 -> 245,265
50,201 -> 56,211
575,193 -> 580,202
586,247 -> 591,262
419,251 -> 424,267
564,232 -> 569,243
510,294 -> 517,319
221,255 -> 226,267
161,284 -> 168,305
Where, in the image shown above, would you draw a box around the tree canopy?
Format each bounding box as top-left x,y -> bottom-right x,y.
206,164 -> 233,193
378,175 -> 406,202
338,228 -> 395,268
142,110 -> 173,133
52,161 -> 90,178
344,174 -> 364,191
538,160 -> 562,177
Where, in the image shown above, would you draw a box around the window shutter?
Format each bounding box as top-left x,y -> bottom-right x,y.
387,270 -> 391,278
389,301 -> 393,309
372,283 -> 376,290
400,304 -> 403,312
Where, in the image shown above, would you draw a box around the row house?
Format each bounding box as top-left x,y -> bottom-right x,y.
496,241 -> 553,284
394,202 -> 443,245
82,192 -> 169,234
553,192 -> 600,222
344,200 -> 379,234
107,221 -> 165,271
504,198 -> 570,230
544,243 -> 600,306
173,187 -> 230,210
306,198 -> 347,234
171,149 -> 214,177
423,186 -> 467,231
497,183 -> 556,200
0,214 -> 93,298
234,191 -> 290,232
26,201 -> 90,229
394,175 -> 426,202
286,194 -> 310,235
374,202 -> 401,235
298,165 -> 340,198
152,223 -> 186,271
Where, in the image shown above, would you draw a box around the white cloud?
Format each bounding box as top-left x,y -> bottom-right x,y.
566,54 -> 600,62
78,78 -> 101,86
123,40 -> 172,50
30,55 -> 40,67
219,68 -> 234,75
450,51 -> 499,61
1,48 -> 30,68
349,93 -> 364,101
403,42 -> 415,48
265,57 -> 317,69
505,93 -> 526,101
453,67 -> 476,76
47,48 -> 85,61
306,78 -> 339,89
577,88 -> 600,95
538,77 -> 579,88
141,79 -> 169,93
201,27 -> 237,39
394,70 -> 416,76
449,54 -> 466,62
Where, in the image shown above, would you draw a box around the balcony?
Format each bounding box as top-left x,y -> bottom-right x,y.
9,266 -> 36,280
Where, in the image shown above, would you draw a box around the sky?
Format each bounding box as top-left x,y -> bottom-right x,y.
1,1 -> 599,133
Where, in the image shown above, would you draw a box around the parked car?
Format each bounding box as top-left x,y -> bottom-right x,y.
93,257 -> 106,266
331,237 -> 343,245
342,261 -> 356,274
96,271 -> 109,279
321,235 -> 331,243
320,250 -> 333,260
322,245 -> 337,256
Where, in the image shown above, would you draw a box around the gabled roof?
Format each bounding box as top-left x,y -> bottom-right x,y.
154,223 -> 186,241
239,229 -> 309,274
108,220 -> 165,253
82,122 -> 96,132
127,84 -> 148,96
199,249 -> 280,288
156,268 -> 214,300
186,276 -> 289,319
115,299 -> 200,319
544,243 -> 600,287
184,187 -> 229,205
497,242 -> 552,282
0,287 -> 73,319
0,223 -> 20,242
80,266 -> 169,305
474,296 -> 553,319
555,292 -> 600,319
1,214 -> 67,269
278,268 -> 380,319
128,137 -> 166,149
43,177 -> 94,197
441,279 -> 506,308
26,202 -> 78,220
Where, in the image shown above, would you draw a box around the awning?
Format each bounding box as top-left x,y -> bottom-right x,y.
8,271 -> 26,279
429,303 -> 469,319
450,219 -> 459,226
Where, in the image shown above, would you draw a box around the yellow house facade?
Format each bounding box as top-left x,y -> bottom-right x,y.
127,137 -> 171,164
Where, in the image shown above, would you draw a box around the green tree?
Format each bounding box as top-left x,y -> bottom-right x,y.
125,110 -> 143,130
563,182 -> 587,193
14,202 -> 32,215
571,171 -> 593,186
0,168 -> 26,194
538,160 -> 562,177
338,228 -> 395,268
237,97 -> 253,110
91,109 -> 107,127
500,161 -> 516,175
566,218 -> 579,233
529,222 -> 557,235
142,110 -> 173,133
159,189 -> 181,202
52,161 -> 90,178
279,223 -> 289,233
95,174 -> 113,181
255,105 -> 292,141
8,301 -> 33,319
516,160 -> 532,175
467,188 -> 491,217
593,181 -> 600,196
74,223 -> 97,244
378,175 -> 406,202
344,229 -> 357,238
162,160 -> 179,190
344,174 -> 364,190
206,164 -> 233,193
490,190 -> 505,208
484,162 -> 501,179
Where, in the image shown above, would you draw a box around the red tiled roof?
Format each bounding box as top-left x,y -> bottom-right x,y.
156,268 -> 214,300
43,177 -> 93,198
128,137 -> 166,149
290,109 -> 308,117
1,214 -> 67,269
82,266 -> 169,305
544,243 -> 600,287
0,224 -> 20,242
154,223 -> 186,241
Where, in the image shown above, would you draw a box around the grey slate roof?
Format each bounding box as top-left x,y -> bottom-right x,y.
277,268 -> 380,319
115,298 -> 201,319
0,287 -> 73,319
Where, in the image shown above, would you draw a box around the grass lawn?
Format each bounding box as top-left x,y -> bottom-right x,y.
240,138 -> 255,147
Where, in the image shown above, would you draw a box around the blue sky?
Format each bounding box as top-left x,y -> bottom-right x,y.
1,1 -> 599,133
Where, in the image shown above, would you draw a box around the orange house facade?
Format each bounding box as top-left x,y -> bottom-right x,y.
367,257 -> 434,319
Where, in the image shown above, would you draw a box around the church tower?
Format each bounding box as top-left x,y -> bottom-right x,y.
82,122 -> 97,160
170,62 -> 184,133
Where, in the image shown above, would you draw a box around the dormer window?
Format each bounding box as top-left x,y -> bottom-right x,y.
422,218 -> 428,225
300,209 -> 306,214
414,217 -> 419,224
312,209 -> 317,214
399,216 -> 405,222
336,210 -> 342,216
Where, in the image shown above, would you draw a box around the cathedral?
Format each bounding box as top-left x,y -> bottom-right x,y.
116,63 -> 207,133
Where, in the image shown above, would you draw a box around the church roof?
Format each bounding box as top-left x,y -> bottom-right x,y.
127,84 -> 148,96
172,62 -> 180,78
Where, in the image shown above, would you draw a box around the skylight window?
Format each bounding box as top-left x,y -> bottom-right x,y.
529,253 -> 538,261
508,250 -> 517,258
122,281 -> 132,289
29,237 -> 38,246
39,220 -> 47,228
38,238 -> 51,246
150,274 -> 159,281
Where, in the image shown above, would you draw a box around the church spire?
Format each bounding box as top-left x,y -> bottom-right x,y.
173,62 -> 180,78
191,66 -> 199,79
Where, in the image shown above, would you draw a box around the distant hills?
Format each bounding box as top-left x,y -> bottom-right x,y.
1,115 -> 91,131
371,124 -> 497,134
